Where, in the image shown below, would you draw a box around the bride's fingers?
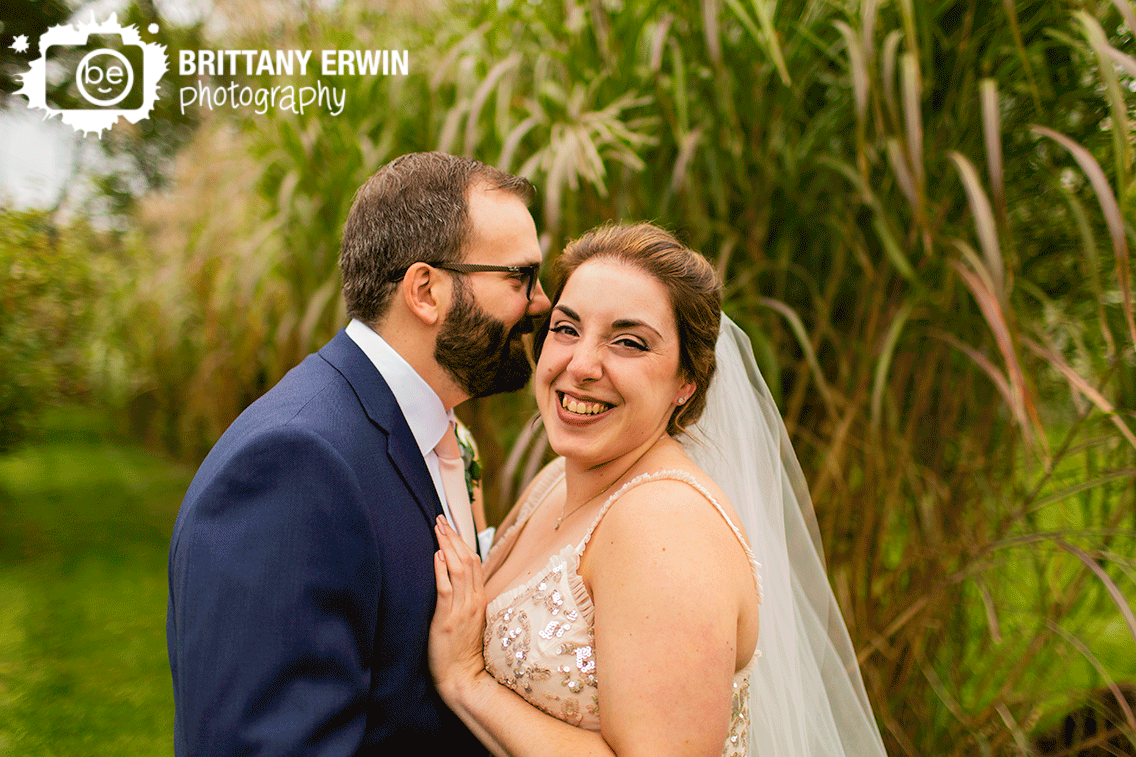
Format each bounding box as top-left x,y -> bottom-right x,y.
435,517 -> 464,565
434,547 -> 453,611
435,519 -> 469,600
440,516 -> 482,575
435,517 -> 483,609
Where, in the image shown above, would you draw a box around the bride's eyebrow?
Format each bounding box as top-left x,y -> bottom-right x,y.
612,318 -> 662,340
556,305 -> 663,339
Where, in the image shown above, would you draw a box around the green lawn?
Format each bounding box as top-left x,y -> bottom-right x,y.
0,407 -> 192,756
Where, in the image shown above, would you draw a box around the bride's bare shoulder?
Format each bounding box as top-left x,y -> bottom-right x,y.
585,469 -> 743,570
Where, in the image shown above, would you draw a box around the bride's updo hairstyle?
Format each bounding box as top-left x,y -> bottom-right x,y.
534,223 -> 722,436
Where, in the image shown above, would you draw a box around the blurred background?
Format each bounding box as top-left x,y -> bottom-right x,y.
1,0 -> 1134,754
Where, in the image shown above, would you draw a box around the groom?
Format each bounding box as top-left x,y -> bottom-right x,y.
167,152 -> 549,754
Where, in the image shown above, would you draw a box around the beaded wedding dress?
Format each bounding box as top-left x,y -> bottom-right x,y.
482,459 -> 761,755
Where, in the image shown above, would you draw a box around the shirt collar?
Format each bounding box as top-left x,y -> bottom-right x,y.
345,318 -> 450,456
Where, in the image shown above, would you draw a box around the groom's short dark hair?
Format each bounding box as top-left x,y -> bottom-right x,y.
339,152 -> 534,325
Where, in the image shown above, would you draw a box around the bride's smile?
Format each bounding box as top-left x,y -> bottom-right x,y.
535,259 -> 694,468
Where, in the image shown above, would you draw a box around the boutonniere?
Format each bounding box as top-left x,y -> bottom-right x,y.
453,421 -> 482,504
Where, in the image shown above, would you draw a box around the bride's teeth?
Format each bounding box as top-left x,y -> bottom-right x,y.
561,394 -> 607,415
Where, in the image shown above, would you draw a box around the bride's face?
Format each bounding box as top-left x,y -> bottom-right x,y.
535,259 -> 694,467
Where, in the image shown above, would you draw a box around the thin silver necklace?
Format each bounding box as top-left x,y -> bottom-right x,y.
553,447 -> 653,530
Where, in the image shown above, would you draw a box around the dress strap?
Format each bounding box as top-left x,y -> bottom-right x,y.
578,469 -> 763,604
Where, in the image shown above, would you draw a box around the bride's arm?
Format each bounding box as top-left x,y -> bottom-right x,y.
429,478 -> 746,757
584,481 -> 745,756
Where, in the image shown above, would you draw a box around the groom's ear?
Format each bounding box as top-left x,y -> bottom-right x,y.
401,262 -> 446,327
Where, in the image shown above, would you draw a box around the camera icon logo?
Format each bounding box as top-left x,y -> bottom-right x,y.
76,48 -> 135,107
15,14 -> 168,137
48,35 -> 146,111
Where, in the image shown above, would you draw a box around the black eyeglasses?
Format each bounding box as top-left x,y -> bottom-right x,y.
390,262 -> 542,301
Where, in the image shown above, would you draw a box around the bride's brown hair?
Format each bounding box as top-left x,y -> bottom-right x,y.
533,223 -> 722,436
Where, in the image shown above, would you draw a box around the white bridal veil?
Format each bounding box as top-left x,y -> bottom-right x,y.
684,314 -> 888,757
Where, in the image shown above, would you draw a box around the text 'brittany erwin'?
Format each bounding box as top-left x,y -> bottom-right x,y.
178,49 -> 410,77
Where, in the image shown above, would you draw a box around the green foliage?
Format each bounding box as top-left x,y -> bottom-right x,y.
110,0 -> 1136,753
0,406 -> 188,756
0,210 -> 105,452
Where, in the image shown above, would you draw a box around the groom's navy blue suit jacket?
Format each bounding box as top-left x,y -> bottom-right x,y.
167,329 -> 490,755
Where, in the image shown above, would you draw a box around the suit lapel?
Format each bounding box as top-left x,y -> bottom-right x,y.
319,329 -> 444,527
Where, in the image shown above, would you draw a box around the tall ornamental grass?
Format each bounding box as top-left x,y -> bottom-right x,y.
114,0 -> 1135,753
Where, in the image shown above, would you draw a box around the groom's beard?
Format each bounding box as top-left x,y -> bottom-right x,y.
435,283 -> 535,399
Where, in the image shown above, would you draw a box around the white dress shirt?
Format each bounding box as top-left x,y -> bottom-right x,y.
345,318 -> 459,529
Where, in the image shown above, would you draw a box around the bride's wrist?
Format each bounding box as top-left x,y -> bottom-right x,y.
441,668 -> 494,710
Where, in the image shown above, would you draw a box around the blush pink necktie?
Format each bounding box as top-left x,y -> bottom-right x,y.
435,421 -> 477,551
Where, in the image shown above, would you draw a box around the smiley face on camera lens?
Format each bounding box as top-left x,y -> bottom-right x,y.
76,48 -> 134,107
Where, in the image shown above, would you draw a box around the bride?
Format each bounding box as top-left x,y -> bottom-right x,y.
429,223 -> 888,756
